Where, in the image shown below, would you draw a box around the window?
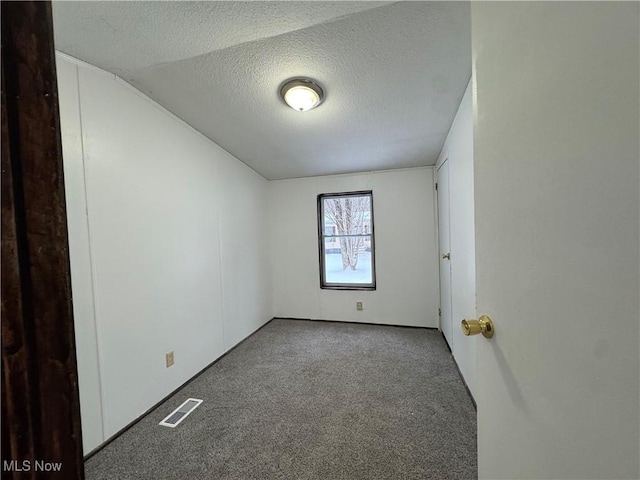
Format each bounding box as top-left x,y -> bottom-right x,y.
318,191 -> 376,290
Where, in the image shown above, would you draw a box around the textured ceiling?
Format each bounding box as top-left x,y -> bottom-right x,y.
53,1 -> 471,180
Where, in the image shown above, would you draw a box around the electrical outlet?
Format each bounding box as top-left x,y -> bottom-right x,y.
356,302 -> 363,311
166,351 -> 174,368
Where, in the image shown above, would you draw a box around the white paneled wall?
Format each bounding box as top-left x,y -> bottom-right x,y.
270,168 -> 440,328
58,53 -> 272,454
58,54 -> 106,453
217,154 -> 272,350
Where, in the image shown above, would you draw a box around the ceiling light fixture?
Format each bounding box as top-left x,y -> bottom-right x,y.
280,78 -> 324,112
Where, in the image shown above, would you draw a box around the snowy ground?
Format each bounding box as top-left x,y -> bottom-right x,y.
324,252 -> 372,284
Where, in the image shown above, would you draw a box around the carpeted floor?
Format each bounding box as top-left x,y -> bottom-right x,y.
85,319 -> 477,479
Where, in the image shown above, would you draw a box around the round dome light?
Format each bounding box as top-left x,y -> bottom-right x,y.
280,78 -> 324,112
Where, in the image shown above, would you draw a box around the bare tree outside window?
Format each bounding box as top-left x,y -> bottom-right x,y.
318,191 -> 376,290
324,195 -> 369,270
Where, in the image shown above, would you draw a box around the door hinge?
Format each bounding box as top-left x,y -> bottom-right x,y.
435,182 -> 438,191
438,308 -> 441,317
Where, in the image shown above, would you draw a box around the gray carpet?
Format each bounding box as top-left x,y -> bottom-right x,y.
85,319 -> 477,479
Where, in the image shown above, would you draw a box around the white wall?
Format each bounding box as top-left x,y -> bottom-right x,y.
270,168 -> 439,327
58,53 -> 272,454
58,55 -> 105,453
435,80 -> 476,398
472,3 -> 639,478
218,155 -> 272,350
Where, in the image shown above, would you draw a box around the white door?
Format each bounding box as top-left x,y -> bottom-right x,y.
473,3 -> 639,479
436,160 -> 452,348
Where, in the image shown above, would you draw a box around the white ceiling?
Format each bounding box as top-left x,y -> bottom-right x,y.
53,1 -> 471,180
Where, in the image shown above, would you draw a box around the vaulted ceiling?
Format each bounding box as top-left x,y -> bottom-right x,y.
53,1 -> 471,180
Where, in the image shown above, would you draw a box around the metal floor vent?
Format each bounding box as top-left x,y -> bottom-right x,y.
159,398 -> 203,428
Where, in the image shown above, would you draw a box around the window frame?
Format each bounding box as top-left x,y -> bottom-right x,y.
317,190 -> 377,291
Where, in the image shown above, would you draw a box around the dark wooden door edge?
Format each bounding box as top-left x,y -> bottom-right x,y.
1,2 -> 84,478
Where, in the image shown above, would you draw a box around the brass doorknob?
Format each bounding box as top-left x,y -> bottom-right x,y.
461,315 -> 494,338
442,253 -> 450,260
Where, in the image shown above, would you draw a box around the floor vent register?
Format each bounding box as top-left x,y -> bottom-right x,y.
159,398 -> 203,428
